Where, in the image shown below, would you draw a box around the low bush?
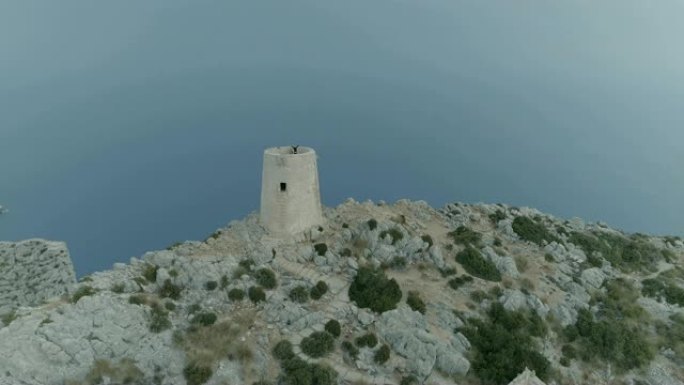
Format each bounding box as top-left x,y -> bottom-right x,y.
460,302 -> 550,384
220,275 -> 230,290
314,243 -> 328,256
406,291 -> 426,314
367,219 -> 378,230
341,340 -> 359,360
111,283 -> 125,293
642,278 -> 684,307
355,333 -> 378,348
388,256 -> 407,270
374,344 -> 391,364
279,357 -> 337,385
379,228 -> 404,245
1,310 -> 17,326
71,286 -> 96,303
289,285 -> 309,303
158,279 -> 183,300
165,301 -> 176,311
248,286 -> 266,304
489,210 -> 507,224
448,226 -> 482,246
324,320 -> 341,338
455,246 -> 501,282
400,375 -> 419,385
512,216 -> 559,246
310,281 -> 329,300
205,281 -> 218,291
128,294 -> 147,305
300,331 -> 335,358
273,340 -> 295,361
570,231 -> 666,273
83,358 -> 144,385
183,363 -> 213,385
192,312 -> 217,327
421,234 -> 434,248
187,303 -> 202,315
340,248 -> 352,257
142,264 -> 158,283
448,275 -> 474,290
439,266 -> 458,277
255,268 -> 278,290
228,288 -> 245,301
349,266 -> 402,313
149,303 -> 171,333
544,253 -> 554,262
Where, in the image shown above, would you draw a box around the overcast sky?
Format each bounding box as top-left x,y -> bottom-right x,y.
1,0 -> 683,276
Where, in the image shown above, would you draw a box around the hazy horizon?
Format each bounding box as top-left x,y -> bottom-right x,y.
1,1 -> 683,277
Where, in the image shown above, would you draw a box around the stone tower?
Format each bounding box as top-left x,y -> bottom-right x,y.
260,146 -> 324,235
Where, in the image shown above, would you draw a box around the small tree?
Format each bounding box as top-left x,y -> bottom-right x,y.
310,281 -> 329,300
228,288 -> 245,301
348,266 -> 402,313
324,320 -> 341,338
374,344 -> 391,364
255,268 -> 278,289
300,331 -> 335,358
289,285 -> 309,303
248,286 -> 266,304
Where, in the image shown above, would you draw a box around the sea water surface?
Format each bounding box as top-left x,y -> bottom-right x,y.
1,1 -> 683,276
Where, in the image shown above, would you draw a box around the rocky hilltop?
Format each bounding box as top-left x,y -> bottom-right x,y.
0,199 -> 683,385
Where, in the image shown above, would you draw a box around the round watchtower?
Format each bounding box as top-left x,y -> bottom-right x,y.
260,146 -> 324,235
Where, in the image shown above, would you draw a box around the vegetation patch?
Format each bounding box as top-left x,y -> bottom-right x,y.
406,291 -> 426,314
642,278 -> 684,307
82,358 -> 144,385
289,285 -> 309,303
191,312 -> 218,327
460,302 -> 550,385
489,210 -> 507,224
341,340 -> 359,360
448,226 -> 482,246
248,286 -> 266,304
128,294 -> 147,305
355,333 -> 378,348
183,363 -> 212,385
142,264 -> 158,283
204,281 -> 217,291
1,310 -> 17,326
310,281 -> 329,300
228,288 -> 245,301
569,231 -> 666,273
273,340 -> 295,361
300,331 -> 335,358
158,279 -> 183,300
374,344 -> 391,364
421,234 -> 434,248
448,275 -> 474,290
71,286 -> 96,303
148,302 -> 171,333
379,228 -> 404,245
255,268 -> 278,289
324,319 -> 341,338
511,216 -> 559,246
349,266 -> 402,313
314,243 -> 328,256
367,219 -> 378,231
455,246 -> 501,282
278,356 -> 337,385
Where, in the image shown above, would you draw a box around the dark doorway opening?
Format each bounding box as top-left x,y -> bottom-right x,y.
280,182 -> 287,192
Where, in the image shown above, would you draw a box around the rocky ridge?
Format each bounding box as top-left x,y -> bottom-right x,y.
0,199 -> 683,385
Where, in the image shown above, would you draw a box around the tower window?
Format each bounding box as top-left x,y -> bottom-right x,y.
280,182 -> 287,192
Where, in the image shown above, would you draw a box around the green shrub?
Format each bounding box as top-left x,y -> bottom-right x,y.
544,253 -> 554,262
169,269 -> 178,278
149,303 -> 171,333
324,320 -> 341,338
489,210 -> 507,223
342,223 -> 349,229
388,256 -> 407,270
512,216 -> 559,246
374,344 -> 391,364
158,279 -> 183,300
355,333 -> 378,348
367,219 -> 378,230
493,237 -> 503,247
280,358 -> 337,385
164,301 -> 176,311
187,303 -> 202,315
455,246 -> 501,282
192,312 -> 217,327
273,340 -> 295,361
183,363 -> 213,385
340,248 -> 352,257
289,285 -> 309,303
561,344 -> 576,359
448,275 -> 474,290
341,340 -> 359,359
439,266 -> 458,277
142,264 -> 158,283
349,266 -> 402,313
400,375 -> 419,385
220,275 -> 230,290
642,278 -> 684,307
71,286 -> 96,303
314,243 -> 328,256
470,290 -> 489,303
1,310 -> 17,326
128,294 -> 147,305
460,302 -> 550,384
204,281 -> 217,291
300,331 -> 335,358
310,281 -> 329,300
248,286 -> 266,304
570,231 -> 666,273
406,291 -> 426,314
255,268 -> 278,289
421,234 -> 434,248
228,288 -> 245,301
111,283 -> 125,293
448,226 -> 482,246
379,228 -> 404,245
